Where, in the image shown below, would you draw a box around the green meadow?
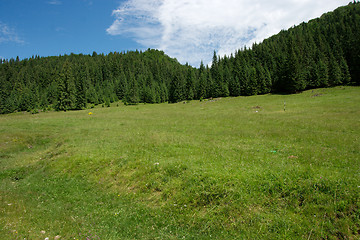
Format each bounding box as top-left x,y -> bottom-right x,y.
1,86 -> 359,239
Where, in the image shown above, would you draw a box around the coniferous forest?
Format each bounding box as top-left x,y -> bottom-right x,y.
0,2 -> 359,114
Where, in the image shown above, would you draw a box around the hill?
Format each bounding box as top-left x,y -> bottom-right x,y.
0,49 -> 189,113
217,1 -> 360,95
1,2 -> 360,114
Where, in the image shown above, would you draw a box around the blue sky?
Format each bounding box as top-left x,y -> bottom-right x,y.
0,0 -> 350,66
0,0 -> 141,60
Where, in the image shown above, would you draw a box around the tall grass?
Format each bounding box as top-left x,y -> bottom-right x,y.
1,86 -> 359,239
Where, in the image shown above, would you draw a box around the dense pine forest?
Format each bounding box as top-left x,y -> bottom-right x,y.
0,2 -> 359,114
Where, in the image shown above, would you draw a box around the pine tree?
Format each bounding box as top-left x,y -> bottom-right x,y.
339,56 -> 351,85
115,71 -> 128,100
2,91 -> 19,114
197,61 -> 207,99
280,38 -> 306,93
124,72 -> 139,105
317,59 -> 329,87
169,70 -> 186,103
74,64 -> 88,110
22,87 -> 37,112
86,85 -> 99,105
186,67 -> 196,100
55,61 -> 76,111
206,69 -> 213,98
256,63 -> 272,94
159,82 -> 168,103
328,54 -> 343,86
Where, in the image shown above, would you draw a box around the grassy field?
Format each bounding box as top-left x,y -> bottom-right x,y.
1,86 -> 359,239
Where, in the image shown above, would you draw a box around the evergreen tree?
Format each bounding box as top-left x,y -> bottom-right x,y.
22,87 -> 37,112
74,64 -> 88,110
115,71 -> 127,100
169,70 -> 186,103
256,63 -> 272,94
228,75 -> 241,96
339,57 -> 351,84
197,61 -> 208,99
210,51 -> 228,97
55,61 -> 76,111
317,59 -> 329,87
2,91 -> 19,114
280,38 -> 306,93
186,67 -> 196,100
124,72 -> 139,105
328,54 -> 343,86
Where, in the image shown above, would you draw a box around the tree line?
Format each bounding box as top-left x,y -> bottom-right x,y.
0,2 -> 359,114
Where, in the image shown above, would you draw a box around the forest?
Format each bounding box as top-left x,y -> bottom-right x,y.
0,2 -> 359,114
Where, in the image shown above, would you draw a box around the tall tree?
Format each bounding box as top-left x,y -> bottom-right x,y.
169,70 -> 186,103
123,72 -> 139,105
186,67 -> 196,100
55,61 -> 76,111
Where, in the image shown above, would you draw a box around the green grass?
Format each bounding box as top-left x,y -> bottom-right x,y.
1,86 -> 359,239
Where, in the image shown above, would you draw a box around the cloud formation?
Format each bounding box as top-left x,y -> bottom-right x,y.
0,22 -> 24,44
107,0 -> 349,66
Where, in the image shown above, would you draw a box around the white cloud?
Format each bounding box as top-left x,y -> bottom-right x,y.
107,0 -> 349,66
0,22 -> 24,44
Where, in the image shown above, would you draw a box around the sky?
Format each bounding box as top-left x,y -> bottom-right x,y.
0,0 -> 350,66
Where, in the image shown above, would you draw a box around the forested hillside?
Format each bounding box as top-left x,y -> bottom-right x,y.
0,2 -> 359,114
0,49 -> 189,113
217,1 -> 360,96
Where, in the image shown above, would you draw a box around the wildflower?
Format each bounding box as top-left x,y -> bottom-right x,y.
154,162 -> 159,165
88,112 -> 93,115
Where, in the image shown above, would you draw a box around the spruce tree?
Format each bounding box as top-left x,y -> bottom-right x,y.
317,59 -> 329,87
197,61 -> 207,99
115,71 -> 128,100
124,72 -> 139,105
328,54 -> 343,86
339,57 -> 351,84
186,68 -> 196,100
280,38 -> 306,93
74,64 -> 88,110
55,61 -> 76,111
169,72 -> 186,103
